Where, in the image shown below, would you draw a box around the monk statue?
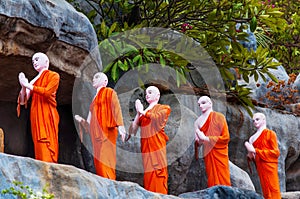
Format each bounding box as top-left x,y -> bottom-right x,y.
17,52 -> 60,163
245,112 -> 281,199
194,96 -> 231,187
74,72 -> 126,180
129,86 -> 171,194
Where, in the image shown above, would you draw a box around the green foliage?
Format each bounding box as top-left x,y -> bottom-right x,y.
267,0 -> 300,74
66,0 -> 299,114
1,181 -> 54,199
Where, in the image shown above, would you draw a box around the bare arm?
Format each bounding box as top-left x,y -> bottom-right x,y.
129,113 -> 140,136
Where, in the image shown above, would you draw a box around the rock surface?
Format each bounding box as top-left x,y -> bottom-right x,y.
0,152 -> 262,199
179,185 -> 263,199
281,191 -> 300,199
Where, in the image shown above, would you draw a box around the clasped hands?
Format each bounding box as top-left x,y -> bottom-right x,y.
245,141 -> 256,159
19,72 -> 33,90
135,99 -> 146,115
195,129 -> 209,143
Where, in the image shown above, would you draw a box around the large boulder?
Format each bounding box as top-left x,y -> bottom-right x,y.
0,153 -> 177,199
179,185 -> 263,199
0,152 -> 262,199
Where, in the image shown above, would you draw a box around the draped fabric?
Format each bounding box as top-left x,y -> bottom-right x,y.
28,70 -> 60,163
200,111 -> 231,187
252,129 -> 281,199
89,87 -> 124,179
139,104 -> 171,194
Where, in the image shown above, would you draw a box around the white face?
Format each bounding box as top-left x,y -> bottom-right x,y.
252,113 -> 266,129
92,73 -> 108,88
32,53 -> 48,72
198,97 -> 212,113
145,86 -> 159,104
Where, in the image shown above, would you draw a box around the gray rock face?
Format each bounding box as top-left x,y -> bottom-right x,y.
0,0 -> 96,52
281,191 -> 300,199
179,185 -> 263,199
0,153 -> 178,199
0,153 -> 263,199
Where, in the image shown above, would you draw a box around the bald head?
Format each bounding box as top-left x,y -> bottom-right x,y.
253,112 -> 266,129
253,112 -> 266,120
92,72 -> 108,88
32,52 -> 49,72
147,86 -> 160,95
198,96 -> 212,113
198,96 -> 212,104
145,86 -> 160,104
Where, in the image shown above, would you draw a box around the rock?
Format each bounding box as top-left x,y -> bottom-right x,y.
229,161 -> 255,191
291,72 -> 300,91
285,156 -> 300,191
236,23 -> 257,52
179,185 -> 263,199
0,152 -> 263,199
0,153 -> 178,199
281,191 -> 300,199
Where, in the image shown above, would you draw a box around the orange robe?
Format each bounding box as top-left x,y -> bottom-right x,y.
252,129 -> 281,199
200,111 -> 231,187
29,70 -> 60,163
139,104 -> 171,194
89,87 -> 124,180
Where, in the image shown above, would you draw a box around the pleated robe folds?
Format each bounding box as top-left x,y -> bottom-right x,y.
252,129 -> 281,199
29,70 -> 60,163
200,111 -> 231,187
89,87 -> 124,180
139,104 -> 171,194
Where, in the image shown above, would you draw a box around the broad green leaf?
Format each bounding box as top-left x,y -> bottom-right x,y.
103,62 -> 113,73
160,54 -> 166,67
133,54 -> 142,63
101,21 -> 107,38
111,62 -> 119,81
267,11 -> 284,16
254,71 -> 258,82
122,44 -> 139,54
266,71 -> 278,83
242,73 -> 249,83
108,22 -> 118,37
250,16 -> 257,32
